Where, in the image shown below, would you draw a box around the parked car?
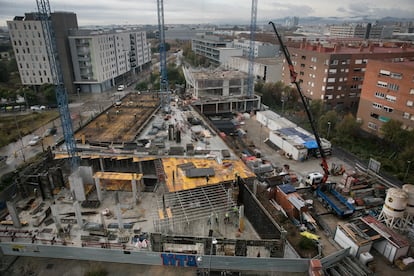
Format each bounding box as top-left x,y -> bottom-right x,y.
28,136 -> 42,146
117,85 -> 125,91
43,127 -> 57,137
30,105 -> 46,111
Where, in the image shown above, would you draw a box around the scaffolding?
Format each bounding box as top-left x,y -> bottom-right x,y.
153,183 -> 237,234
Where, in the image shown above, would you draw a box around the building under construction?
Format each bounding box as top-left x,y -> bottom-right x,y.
1,91 -> 332,274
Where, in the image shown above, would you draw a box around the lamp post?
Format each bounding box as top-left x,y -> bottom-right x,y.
404,161 -> 411,182
327,121 -> 331,139
77,87 -> 81,102
208,238 -> 218,276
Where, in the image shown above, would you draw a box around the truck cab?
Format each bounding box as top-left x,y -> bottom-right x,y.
305,172 -> 324,186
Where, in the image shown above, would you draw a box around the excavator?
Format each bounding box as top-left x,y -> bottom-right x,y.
269,21 -> 330,189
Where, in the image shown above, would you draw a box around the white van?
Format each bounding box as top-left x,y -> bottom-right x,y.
117,85 -> 125,91
305,172 -> 324,186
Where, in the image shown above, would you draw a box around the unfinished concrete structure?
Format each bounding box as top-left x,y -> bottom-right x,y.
183,66 -> 261,115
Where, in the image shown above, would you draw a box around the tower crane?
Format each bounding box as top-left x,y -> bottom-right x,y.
247,0 -> 258,99
157,0 -> 170,113
36,0 -> 79,170
269,22 -> 329,188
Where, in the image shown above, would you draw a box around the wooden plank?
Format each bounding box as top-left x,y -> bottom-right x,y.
158,209 -> 164,220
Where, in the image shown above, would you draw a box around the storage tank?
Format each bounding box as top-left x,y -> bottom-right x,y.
382,188 -> 408,218
402,184 -> 414,216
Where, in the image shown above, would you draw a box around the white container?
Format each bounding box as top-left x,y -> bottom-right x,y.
359,252 -> 374,265
382,188 -> 408,218
403,184 -> 414,216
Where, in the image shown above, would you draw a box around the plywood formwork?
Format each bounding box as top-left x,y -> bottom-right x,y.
161,157 -> 256,193
75,93 -> 160,144
94,171 -> 142,192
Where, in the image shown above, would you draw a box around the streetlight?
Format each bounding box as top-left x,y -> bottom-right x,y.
404,161 -> 411,182
327,122 -> 331,139
77,87 -> 81,102
208,238 -> 218,276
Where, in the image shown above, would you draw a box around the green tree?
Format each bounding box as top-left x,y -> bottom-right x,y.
0,61 -> 9,82
318,110 -> 338,138
381,119 -> 408,150
335,113 -> 361,143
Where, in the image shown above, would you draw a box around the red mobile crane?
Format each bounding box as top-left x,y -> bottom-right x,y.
269,22 -> 330,188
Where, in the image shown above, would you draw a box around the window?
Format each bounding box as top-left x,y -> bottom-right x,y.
327,77 -> 335,83
375,92 -> 385,98
355,59 -> 362,64
370,112 -> 379,119
410,88 -> 414,94
353,68 -> 362,72
403,112 -> 410,119
311,57 -> 317,62
407,100 -> 414,107
379,69 -> 390,76
329,69 -> 337,74
384,106 -> 393,113
372,102 -> 382,109
386,95 -> 396,102
368,122 -> 378,130
388,83 -> 399,91
377,81 -> 388,88
331,60 -> 338,65
391,72 -> 402,79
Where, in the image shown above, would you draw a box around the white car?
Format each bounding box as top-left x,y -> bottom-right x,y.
28,136 -> 42,146
117,85 -> 125,91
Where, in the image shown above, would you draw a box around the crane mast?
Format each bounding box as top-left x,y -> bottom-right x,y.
36,0 -> 79,170
247,0 -> 258,98
269,22 -> 329,187
157,0 -> 170,112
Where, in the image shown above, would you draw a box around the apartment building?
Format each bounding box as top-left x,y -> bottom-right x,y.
233,39 -> 279,58
330,24 -> 395,39
8,12 -> 151,94
282,41 -> 414,112
357,59 -> 414,135
68,29 -> 151,93
191,35 -> 242,65
7,12 -> 78,94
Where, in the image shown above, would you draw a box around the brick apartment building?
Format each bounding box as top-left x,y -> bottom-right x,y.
282,40 -> 414,113
357,59 -> 414,135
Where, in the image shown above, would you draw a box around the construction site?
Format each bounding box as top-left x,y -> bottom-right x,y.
1,0 -> 414,275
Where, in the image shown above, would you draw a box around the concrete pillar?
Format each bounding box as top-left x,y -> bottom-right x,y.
69,171 -> 86,201
132,178 -> 137,204
116,203 -> 124,230
99,158 -> 105,172
50,204 -> 61,231
253,180 -> 257,196
6,201 -> 21,228
138,162 -> 143,174
239,205 -> 244,232
73,201 -> 83,228
94,177 -> 102,201
115,192 -> 124,230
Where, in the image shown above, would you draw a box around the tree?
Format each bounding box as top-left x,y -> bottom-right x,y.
318,110 -> 338,138
381,119 -> 408,150
309,99 -> 324,122
335,113 -> 361,143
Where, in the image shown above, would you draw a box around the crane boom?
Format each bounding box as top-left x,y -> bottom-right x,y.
269,21 -> 329,186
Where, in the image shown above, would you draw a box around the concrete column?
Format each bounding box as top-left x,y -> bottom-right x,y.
6,201 -> 21,228
253,180 -> 257,196
138,162 -> 143,174
239,205 -> 244,232
50,204 -> 61,231
132,178 -> 137,204
94,177 -> 102,201
116,203 -> 124,230
99,158 -> 105,172
73,201 -> 83,228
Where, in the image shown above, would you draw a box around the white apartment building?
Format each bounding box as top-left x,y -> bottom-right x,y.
7,12 -> 78,94
192,35 -> 242,65
69,29 -> 151,93
232,39 -> 279,58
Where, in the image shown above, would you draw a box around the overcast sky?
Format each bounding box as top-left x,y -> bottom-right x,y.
1,0 -> 413,26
